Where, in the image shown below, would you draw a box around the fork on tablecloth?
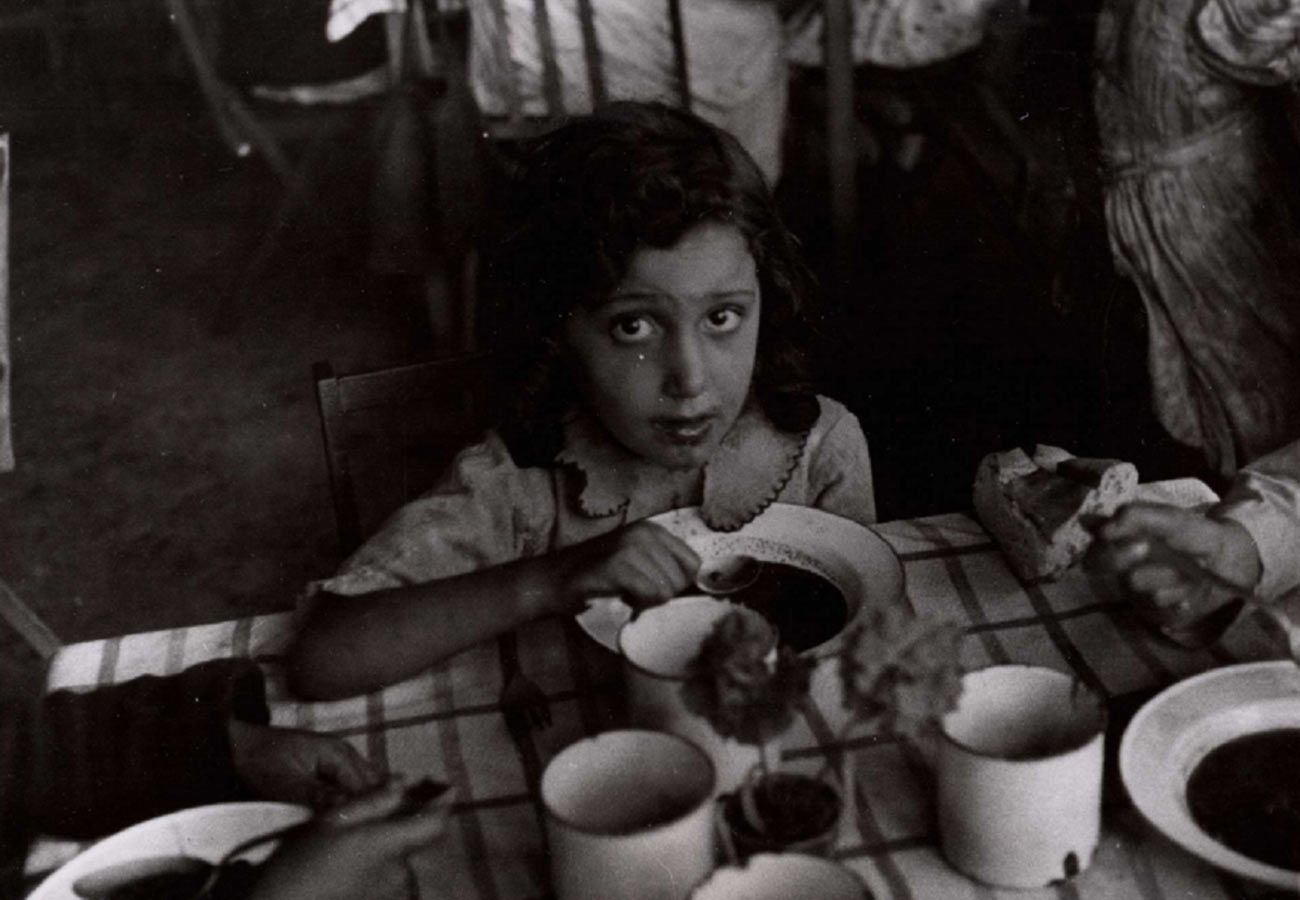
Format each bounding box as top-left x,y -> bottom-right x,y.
498,630 -> 551,731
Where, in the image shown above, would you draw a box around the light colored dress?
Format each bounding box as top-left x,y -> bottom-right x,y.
1218,437 -> 1300,603
317,396 -> 876,596
1093,0 -> 1300,477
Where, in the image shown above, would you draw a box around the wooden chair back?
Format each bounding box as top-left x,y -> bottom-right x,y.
1,134 -> 11,473
0,577 -> 61,661
313,352 -> 495,555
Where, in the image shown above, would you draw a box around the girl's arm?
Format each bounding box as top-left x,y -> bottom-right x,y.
289,522 -> 700,700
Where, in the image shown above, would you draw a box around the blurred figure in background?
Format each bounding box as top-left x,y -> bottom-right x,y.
468,0 -> 787,184
1094,0 -> 1300,480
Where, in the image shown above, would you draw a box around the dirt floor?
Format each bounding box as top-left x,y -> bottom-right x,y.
0,12 -> 1203,644
1,65 -> 433,641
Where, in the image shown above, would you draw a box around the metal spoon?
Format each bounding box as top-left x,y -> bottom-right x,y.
695,554 -> 763,595
1139,538 -> 1300,664
72,821 -> 310,900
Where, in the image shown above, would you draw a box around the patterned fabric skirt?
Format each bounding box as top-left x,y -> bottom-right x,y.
1102,112 -> 1300,476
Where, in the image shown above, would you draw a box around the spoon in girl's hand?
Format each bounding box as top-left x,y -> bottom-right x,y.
696,554 -> 763,595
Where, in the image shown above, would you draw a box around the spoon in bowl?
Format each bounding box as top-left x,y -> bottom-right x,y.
695,554 -> 763,596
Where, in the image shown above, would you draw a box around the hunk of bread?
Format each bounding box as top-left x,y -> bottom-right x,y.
972,445 -> 1138,582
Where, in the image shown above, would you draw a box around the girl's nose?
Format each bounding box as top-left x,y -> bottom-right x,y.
662,333 -> 707,399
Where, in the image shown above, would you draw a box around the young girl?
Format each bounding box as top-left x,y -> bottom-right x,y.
290,102 -> 877,701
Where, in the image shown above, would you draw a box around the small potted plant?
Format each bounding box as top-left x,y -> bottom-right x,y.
680,608 -> 831,857
682,602 -> 965,859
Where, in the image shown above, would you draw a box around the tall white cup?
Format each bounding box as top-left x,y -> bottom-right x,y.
937,665 -> 1107,888
618,598 -> 772,794
542,729 -> 717,900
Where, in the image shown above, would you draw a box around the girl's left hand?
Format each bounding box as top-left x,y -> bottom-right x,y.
228,720 -> 384,808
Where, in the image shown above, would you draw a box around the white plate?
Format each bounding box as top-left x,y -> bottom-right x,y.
29,801 -> 311,900
576,503 -> 905,658
1119,661 -> 1300,891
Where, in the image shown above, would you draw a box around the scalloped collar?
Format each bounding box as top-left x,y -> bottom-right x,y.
554,401 -> 811,532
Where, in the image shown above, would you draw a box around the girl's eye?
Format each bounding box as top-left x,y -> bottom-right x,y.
610,315 -> 655,344
703,307 -> 745,334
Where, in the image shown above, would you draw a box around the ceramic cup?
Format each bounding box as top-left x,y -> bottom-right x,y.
541,729 -> 716,900
618,597 -> 773,793
690,852 -> 867,899
937,664 -> 1107,888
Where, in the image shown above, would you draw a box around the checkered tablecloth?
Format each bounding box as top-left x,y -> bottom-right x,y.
30,485 -> 1292,899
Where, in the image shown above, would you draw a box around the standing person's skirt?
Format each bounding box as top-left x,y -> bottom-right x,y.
1101,110 -> 1300,476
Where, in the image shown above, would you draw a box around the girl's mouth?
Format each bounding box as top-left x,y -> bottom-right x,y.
653,415 -> 714,445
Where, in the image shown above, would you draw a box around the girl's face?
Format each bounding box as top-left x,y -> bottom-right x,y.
564,221 -> 760,471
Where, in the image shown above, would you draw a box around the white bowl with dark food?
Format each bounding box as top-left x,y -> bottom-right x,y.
29,802 -> 309,900
1120,661 -> 1300,891
578,503 -> 906,723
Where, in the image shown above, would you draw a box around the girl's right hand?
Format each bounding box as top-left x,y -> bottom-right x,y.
547,521 -> 700,613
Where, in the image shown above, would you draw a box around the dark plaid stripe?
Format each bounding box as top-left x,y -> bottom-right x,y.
1022,582 -> 1107,696
1110,606 -> 1178,685
561,620 -> 605,736
784,731 -> 897,762
164,626 -> 186,675
95,636 -> 121,686
530,0 -> 564,117
911,520 -> 1011,664
365,693 -> 390,776
796,691 -> 914,898
965,600 -> 1122,633
497,632 -> 548,835
851,777 -> 915,900
320,684 -> 618,739
896,542 -> 997,561
232,617 -> 254,659
483,0 -> 521,122
835,833 -> 930,859
432,666 -> 501,900
451,791 -> 534,813
574,0 -> 606,106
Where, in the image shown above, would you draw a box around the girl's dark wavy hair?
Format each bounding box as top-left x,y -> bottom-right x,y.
482,101 -> 822,466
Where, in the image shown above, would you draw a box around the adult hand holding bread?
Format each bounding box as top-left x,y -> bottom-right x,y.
1085,503 -> 1261,638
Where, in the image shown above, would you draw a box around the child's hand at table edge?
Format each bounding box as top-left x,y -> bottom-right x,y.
248,776 -> 455,900
1083,501 -> 1263,633
541,520 -> 701,614
228,720 -> 384,809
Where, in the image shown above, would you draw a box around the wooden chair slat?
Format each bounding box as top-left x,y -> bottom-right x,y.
314,352 -> 495,555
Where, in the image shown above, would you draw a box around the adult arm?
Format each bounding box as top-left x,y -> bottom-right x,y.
1088,438 -> 1300,637
1195,0 -> 1300,84
1214,437 -> 1300,601
25,659 -> 269,840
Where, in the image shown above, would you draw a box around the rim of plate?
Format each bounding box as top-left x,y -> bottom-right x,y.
1119,660 -> 1300,891
575,503 -> 904,656
29,801 -> 310,900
